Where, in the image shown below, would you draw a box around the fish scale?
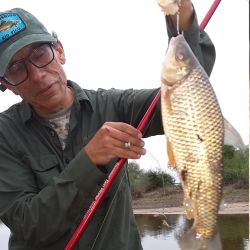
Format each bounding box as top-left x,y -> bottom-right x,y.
161,35 -> 224,239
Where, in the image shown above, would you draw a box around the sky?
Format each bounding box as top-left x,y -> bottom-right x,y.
0,0 -> 249,247
0,1 -> 249,163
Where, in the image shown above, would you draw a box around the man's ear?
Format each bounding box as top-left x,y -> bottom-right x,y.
0,84 -> 7,92
0,78 -> 5,91
54,40 -> 66,64
0,81 -> 19,95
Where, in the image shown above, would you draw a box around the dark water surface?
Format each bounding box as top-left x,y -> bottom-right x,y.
135,214 -> 249,250
0,214 -> 248,249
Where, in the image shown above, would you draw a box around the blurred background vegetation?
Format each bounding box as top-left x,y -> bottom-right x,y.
223,145 -> 249,187
128,161 -> 175,198
128,145 -> 249,198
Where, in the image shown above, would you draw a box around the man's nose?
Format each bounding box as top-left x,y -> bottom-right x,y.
26,61 -> 47,82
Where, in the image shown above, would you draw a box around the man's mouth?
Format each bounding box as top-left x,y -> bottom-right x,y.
36,83 -> 57,97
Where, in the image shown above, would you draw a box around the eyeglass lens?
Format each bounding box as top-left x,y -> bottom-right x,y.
4,44 -> 54,86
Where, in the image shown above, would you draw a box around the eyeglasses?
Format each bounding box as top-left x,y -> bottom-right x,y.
2,43 -> 55,86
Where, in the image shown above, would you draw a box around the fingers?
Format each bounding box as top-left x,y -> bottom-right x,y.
116,141 -> 146,160
102,122 -> 146,157
85,122 -> 146,166
103,122 -> 142,139
103,122 -> 143,149
156,0 -> 180,15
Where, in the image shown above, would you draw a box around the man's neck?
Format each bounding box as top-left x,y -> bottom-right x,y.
33,86 -> 74,118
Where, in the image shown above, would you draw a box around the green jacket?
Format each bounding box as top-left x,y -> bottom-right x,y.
0,14 -> 215,250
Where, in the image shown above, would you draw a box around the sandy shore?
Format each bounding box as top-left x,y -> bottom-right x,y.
133,202 -> 249,215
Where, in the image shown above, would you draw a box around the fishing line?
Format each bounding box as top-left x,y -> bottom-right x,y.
90,89 -> 142,249
176,10 -> 180,35
141,148 -> 179,227
66,1 -> 224,247
129,89 -> 171,197
90,91 -> 142,249
90,168 -> 127,250
143,148 -> 167,195
176,0 -> 182,35
129,90 -> 175,220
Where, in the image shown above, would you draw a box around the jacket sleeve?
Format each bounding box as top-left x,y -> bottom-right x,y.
0,130 -> 107,247
165,10 -> 216,76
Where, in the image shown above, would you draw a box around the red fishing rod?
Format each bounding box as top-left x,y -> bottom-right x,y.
65,0 -> 222,249
65,91 -> 161,250
200,0 -> 222,29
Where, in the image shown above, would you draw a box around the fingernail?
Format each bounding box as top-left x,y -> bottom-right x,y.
138,132 -> 142,138
140,140 -> 145,147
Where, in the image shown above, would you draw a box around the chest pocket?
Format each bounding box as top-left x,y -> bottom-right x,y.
25,154 -> 61,190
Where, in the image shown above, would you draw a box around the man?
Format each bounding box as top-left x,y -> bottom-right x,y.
0,1 -> 215,249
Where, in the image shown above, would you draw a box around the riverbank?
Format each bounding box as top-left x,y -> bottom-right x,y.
133,202 -> 248,214
132,184 -> 249,214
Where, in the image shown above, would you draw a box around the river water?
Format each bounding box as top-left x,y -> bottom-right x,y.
135,214 -> 249,250
0,214 -> 248,249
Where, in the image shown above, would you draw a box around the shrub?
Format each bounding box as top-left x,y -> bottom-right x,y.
127,161 -> 175,196
223,145 -> 249,186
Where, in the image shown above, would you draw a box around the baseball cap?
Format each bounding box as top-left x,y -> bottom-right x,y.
0,8 -> 56,78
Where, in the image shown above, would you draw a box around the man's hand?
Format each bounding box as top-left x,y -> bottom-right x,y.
176,0 -> 194,31
85,122 -> 146,166
157,0 -> 181,15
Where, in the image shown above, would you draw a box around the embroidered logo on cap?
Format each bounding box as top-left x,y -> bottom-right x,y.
0,13 -> 26,44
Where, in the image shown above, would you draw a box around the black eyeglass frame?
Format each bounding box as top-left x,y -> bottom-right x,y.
0,42 -> 55,88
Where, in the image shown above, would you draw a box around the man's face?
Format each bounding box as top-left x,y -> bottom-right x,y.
2,41 -> 72,115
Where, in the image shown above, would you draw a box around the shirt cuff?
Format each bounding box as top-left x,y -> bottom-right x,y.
60,149 -> 107,191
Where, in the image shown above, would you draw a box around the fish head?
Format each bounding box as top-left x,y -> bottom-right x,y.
161,35 -> 197,87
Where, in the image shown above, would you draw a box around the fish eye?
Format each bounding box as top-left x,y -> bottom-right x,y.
176,51 -> 185,61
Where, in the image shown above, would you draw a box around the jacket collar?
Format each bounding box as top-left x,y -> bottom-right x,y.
19,80 -> 93,124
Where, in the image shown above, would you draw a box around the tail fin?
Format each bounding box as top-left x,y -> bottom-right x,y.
176,227 -> 222,250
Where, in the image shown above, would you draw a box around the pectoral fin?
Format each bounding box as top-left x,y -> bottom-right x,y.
161,84 -> 173,114
167,140 -> 176,168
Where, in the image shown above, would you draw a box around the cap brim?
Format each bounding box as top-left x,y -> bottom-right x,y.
0,34 -> 56,77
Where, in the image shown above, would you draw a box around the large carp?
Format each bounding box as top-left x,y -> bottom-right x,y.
161,34 -> 224,249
